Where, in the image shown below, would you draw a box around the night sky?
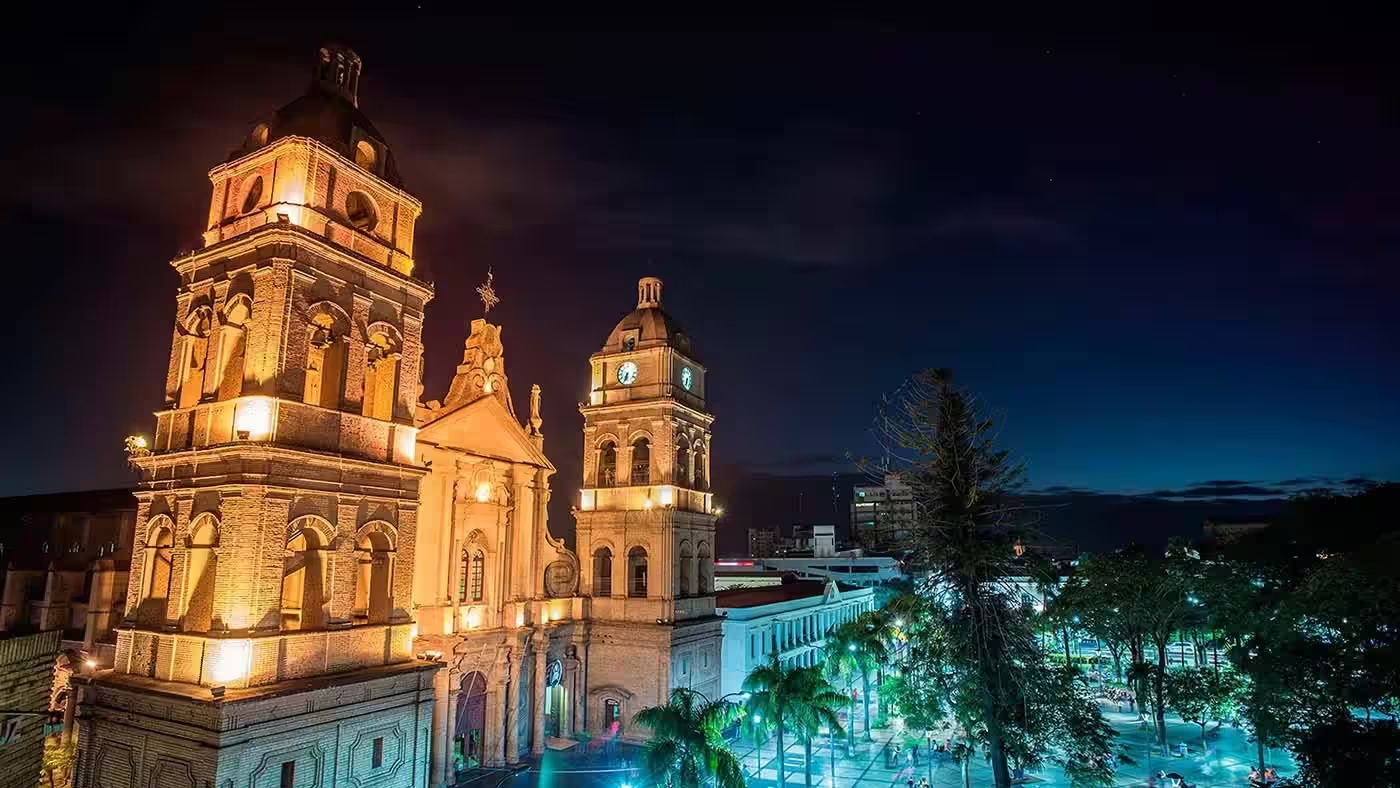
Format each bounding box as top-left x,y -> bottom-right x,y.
7,11 -> 1398,552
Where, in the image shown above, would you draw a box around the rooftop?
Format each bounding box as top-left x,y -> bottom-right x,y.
714,579 -> 863,609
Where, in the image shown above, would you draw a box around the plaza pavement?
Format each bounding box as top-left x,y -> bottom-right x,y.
458,703 -> 1296,787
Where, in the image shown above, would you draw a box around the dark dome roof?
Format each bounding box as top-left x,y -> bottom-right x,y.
226,46 -> 405,187
601,278 -> 696,359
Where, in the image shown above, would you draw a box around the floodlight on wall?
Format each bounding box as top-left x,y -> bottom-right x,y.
211,639 -> 251,685
234,397 -> 273,440
475,482 -> 491,503
658,486 -> 674,507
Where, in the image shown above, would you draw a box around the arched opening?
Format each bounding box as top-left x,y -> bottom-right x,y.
675,443 -> 691,487
460,550 -> 484,603
177,311 -> 211,409
693,444 -> 707,490
346,191 -> 377,231
354,140 -> 378,171
592,547 -> 612,597
455,671 -> 488,770
183,516 -> 219,632
678,542 -> 693,596
281,523 -> 328,630
696,542 -> 712,594
597,441 -> 617,487
304,312 -> 346,409
240,176 -> 263,214
630,438 -> 651,485
362,331 -> 399,421
213,297 -> 250,401
627,547 -> 648,598
354,529 -> 394,624
137,523 -> 175,626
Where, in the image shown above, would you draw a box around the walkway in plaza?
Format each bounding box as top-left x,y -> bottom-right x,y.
459,703 -> 1296,787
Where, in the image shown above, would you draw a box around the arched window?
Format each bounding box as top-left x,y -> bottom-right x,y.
354,529 -> 394,624
346,191 -> 377,231
281,523 -> 329,630
460,550 -> 484,603
592,548 -> 612,597
678,542 -> 693,596
628,547 -> 648,598
597,442 -> 617,487
362,331 -> 399,421
137,523 -> 175,626
182,516 -> 219,632
675,443 -> 691,487
696,542 -> 712,594
630,438 -> 651,485
354,140 -> 377,171
304,312 -> 346,409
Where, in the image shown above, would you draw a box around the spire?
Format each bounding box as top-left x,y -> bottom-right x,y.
440,319 -> 515,417
637,276 -> 663,309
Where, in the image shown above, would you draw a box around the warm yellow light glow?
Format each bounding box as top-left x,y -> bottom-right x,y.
658,486 -> 674,506
234,397 -> 273,440
211,640 -> 251,684
466,608 -> 483,629
714,505 -> 725,516
129,436 -> 147,450
410,624 -> 419,641
580,490 -> 595,510
475,482 -> 491,503
84,659 -> 97,670
484,380 -> 494,393
515,608 -> 526,628
394,427 -> 418,464
643,498 -> 653,510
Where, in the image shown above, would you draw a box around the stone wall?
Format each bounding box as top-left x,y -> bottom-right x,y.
0,630 -> 61,787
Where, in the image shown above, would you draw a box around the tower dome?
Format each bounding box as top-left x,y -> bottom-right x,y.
602,277 -> 695,358
226,44 -> 404,187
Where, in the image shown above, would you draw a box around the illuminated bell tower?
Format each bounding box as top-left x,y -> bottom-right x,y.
74,45 -> 437,788
574,278 -> 722,733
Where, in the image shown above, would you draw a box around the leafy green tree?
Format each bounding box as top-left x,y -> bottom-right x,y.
632,687 -> 745,788
1287,716 -> 1400,788
744,657 -> 846,788
43,737 -> 76,788
1164,667 -> 1240,753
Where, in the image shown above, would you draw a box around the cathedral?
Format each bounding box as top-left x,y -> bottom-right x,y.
72,45 -> 720,787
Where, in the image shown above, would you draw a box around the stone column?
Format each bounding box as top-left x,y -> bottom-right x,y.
445,684 -> 460,777
504,655 -> 521,764
530,633 -> 548,755
430,668 -> 450,787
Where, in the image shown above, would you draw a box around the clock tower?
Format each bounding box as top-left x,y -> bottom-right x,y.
574,277 -> 722,734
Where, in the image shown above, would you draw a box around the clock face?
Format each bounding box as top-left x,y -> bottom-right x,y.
616,361 -> 639,385
680,367 -> 693,391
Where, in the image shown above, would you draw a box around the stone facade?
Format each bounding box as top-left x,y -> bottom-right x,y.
74,45 -> 439,788
0,630 -> 61,788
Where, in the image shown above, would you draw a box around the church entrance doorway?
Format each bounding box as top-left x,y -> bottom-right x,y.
455,671 -> 487,770
543,659 -> 565,738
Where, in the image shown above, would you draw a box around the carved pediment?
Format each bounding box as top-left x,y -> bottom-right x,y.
418,394 -> 554,471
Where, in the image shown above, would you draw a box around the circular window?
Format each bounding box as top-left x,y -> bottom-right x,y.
346,191 -> 377,231
240,176 -> 263,214
354,140 -> 377,171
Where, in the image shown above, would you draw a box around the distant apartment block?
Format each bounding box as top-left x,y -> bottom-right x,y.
851,473 -> 918,550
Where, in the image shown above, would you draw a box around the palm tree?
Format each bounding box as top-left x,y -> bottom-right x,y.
823,625 -> 861,750
826,616 -> 890,741
786,667 -> 847,788
744,657 -> 846,788
633,687 -> 746,788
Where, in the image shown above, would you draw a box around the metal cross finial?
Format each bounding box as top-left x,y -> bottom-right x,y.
476,269 -> 500,315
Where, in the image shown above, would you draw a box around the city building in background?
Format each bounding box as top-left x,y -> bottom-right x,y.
850,473 -> 918,551
717,556 -> 903,589
715,580 -> 875,697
